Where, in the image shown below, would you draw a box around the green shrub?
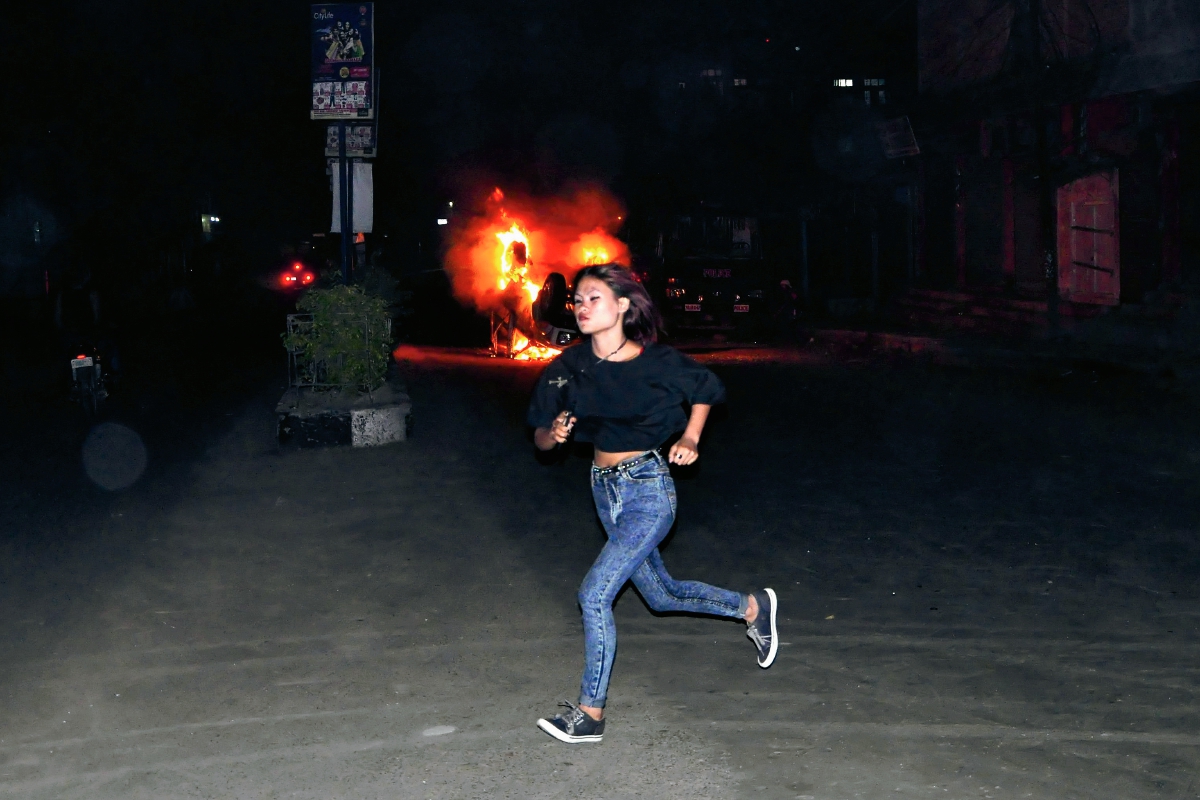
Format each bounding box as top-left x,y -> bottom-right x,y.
283,284 -> 391,392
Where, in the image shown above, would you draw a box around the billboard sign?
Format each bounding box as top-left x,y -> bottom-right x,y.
311,3 -> 374,119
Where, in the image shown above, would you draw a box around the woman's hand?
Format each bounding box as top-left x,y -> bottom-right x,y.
668,404 -> 710,465
550,411 -> 576,443
535,411 -> 576,450
668,436 -> 700,465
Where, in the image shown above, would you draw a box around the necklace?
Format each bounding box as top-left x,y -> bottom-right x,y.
594,337 -> 628,363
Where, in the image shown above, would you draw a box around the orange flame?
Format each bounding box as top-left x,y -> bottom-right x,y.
571,229 -> 624,267
495,223 -> 541,303
510,330 -> 561,361
441,186 -> 630,360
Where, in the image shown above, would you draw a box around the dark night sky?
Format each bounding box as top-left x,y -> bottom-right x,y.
2,0 -> 915,267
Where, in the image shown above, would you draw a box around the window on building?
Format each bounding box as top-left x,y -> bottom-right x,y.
734,78 -> 747,86
864,90 -> 871,105
879,90 -> 887,104
834,78 -> 853,87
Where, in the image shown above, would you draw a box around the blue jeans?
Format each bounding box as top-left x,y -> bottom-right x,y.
578,451 -> 748,708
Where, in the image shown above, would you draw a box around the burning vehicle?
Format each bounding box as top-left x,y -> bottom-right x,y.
442,187 -> 630,360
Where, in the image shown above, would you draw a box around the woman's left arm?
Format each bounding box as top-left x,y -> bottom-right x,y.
668,404 -> 710,465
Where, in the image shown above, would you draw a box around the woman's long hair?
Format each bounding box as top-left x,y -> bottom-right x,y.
572,264 -> 663,345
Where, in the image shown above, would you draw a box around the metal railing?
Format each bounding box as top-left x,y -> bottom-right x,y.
285,312 -> 391,390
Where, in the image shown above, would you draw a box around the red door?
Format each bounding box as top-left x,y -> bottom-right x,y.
1056,171 -> 1120,305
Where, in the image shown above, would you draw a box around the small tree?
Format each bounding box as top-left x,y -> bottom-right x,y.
283,284 -> 391,392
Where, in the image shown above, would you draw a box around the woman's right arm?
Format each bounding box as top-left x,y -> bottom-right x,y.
534,411 -> 576,450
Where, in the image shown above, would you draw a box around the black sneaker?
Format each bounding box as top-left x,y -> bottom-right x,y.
746,588 -> 778,668
537,701 -> 605,743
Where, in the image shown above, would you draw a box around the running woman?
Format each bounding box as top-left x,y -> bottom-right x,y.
527,263 -> 777,744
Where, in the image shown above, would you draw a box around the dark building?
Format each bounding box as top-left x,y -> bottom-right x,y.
904,0 -> 1200,338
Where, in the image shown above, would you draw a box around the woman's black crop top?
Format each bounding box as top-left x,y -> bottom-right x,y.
526,341 -> 725,452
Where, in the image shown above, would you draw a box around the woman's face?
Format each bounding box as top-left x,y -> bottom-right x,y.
573,276 -> 629,336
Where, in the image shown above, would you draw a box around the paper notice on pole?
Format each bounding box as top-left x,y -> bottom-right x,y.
331,162 -> 373,233
325,124 -> 375,157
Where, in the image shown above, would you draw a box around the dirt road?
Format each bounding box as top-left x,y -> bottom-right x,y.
2,346 -> 1197,798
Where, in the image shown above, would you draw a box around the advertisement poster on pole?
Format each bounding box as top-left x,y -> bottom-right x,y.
311,3 -> 374,120
325,124 -> 375,157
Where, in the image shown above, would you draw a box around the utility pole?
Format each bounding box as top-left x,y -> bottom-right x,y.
338,121 -> 351,283
1024,0 -> 1060,330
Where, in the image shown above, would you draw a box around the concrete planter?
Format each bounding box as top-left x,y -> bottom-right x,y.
276,379 -> 411,448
